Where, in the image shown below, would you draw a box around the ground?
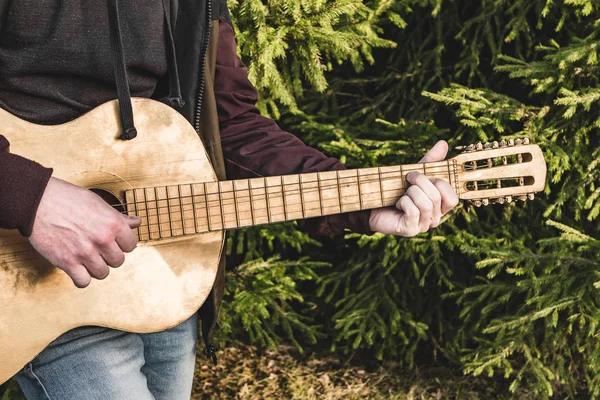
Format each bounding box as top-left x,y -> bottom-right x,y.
191,342 -> 537,399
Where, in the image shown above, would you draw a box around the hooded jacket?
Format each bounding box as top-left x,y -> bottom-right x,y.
0,0 -> 372,363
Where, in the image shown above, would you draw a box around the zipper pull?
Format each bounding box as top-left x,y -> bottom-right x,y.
205,343 -> 218,365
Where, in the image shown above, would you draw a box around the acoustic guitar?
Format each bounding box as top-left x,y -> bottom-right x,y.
0,98 -> 547,383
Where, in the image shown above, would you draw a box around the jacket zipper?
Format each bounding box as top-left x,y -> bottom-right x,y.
193,0 -> 212,134
194,0 -> 219,364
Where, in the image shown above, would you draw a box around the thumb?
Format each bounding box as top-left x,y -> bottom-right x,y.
419,140 -> 449,163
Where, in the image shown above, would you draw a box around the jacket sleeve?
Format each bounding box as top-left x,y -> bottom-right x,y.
0,135 -> 53,236
214,20 -> 372,235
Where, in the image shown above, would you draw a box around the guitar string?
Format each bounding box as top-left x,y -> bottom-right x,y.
0,170 -> 525,246
0,186 -> 409,251
105,164 -> 454,209
0,182 -> 534,264
0,174 -> 531,250
0,159 -> 533,260
102,161 -> 526,210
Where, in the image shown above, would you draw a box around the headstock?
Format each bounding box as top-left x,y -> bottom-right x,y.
451,138 -> 547,206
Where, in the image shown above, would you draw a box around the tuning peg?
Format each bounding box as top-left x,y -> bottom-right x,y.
475,142 -> 483,151
484,142 -> 493,149
515,138 -> 523,145
499,140 -> 508,147
505,195 -> 513,203
516,195 -> 527,201
492,141 -> 499,149
522,138 -> 530,145
527,193 -> 535,200
481,199 -> 489,206
508,139 -> 515,146
470,200 -> 483,207
467,144 -> 475,152
493,197 -> 505,205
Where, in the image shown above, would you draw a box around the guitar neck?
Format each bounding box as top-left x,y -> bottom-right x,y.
125,161 -> 459,241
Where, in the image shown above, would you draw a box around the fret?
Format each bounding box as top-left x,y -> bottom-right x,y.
131,189 -> 141,241
141,189 -> 151,241
378,167 -> 384,208
177,185 -> 185,235
144,188 -> 156,240
203,182 -> 212,231
250,178 -> 268,225
219,181 -> 237,229
179,184 -> 196,235
446,160 -> 453,191
265,176 -> 285,222
282,175 -> 303,220
131,189 -> 147,241
154,187 -> 164,238
299,176 -> 306,218
264,177 -> 271,224
192,183 -> 210,233
380,165 -> 403,206
336,170 -> 343,213
316,173 -> 324,216
281,176 -> 288,221
249,179 -> 255,226
189,184 -> 200,234
165,186 -> 177,237
318,171 -> 341,215
167,185 -> 184,236
337,170 -> 361,212
232,181 -> 240,228
233,179 -> 253,227
218,182 -> 226,230
356,169 -> 363,210
205,182 -> 224,231
300,173 -> 321,218
400,164 -> 405,192
358,168 -> 383,209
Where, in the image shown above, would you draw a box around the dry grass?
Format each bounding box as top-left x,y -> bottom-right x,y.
192,343 -> 531,400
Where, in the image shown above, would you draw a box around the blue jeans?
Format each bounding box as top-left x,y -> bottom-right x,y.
15,313 -> 198,400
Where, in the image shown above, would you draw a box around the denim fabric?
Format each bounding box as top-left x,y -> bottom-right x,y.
15,313 -> 198,400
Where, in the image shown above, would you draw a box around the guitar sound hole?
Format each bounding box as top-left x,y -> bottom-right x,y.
89,188 -> 126,214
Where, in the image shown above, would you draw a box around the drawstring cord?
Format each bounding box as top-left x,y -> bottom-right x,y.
107,0 -> 184,140
161,0 -> 185,108
107,0 -> 137,140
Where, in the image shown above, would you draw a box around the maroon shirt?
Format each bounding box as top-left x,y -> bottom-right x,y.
0,13 -> 371,236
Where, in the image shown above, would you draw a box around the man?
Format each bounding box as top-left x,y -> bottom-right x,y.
0,0 -> 459,398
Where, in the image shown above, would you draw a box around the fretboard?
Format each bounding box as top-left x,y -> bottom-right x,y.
125,161 -> 458,241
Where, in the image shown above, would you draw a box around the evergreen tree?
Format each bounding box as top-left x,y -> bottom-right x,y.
220,0 -> 600,398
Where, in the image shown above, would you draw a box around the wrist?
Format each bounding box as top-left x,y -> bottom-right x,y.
0,153 -> 53,236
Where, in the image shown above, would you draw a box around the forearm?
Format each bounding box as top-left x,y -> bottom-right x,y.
215,21 -> 371,235
0,135 -> 53,236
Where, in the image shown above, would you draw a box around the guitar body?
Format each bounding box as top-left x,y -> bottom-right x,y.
0,98 -> 224,383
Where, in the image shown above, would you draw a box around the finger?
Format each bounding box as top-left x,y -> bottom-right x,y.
405,185 -> 433,233
115,222 -> 138,253
396,195 -> 421,236
418,140 -> 448,163
368,207 -> 402,235
122,214 -> 141,229
101,241 -> 126,268
407,172 -> 442,227
431,178 -> 460,214
83,254 -> 110,280
66,264 -> 92,288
